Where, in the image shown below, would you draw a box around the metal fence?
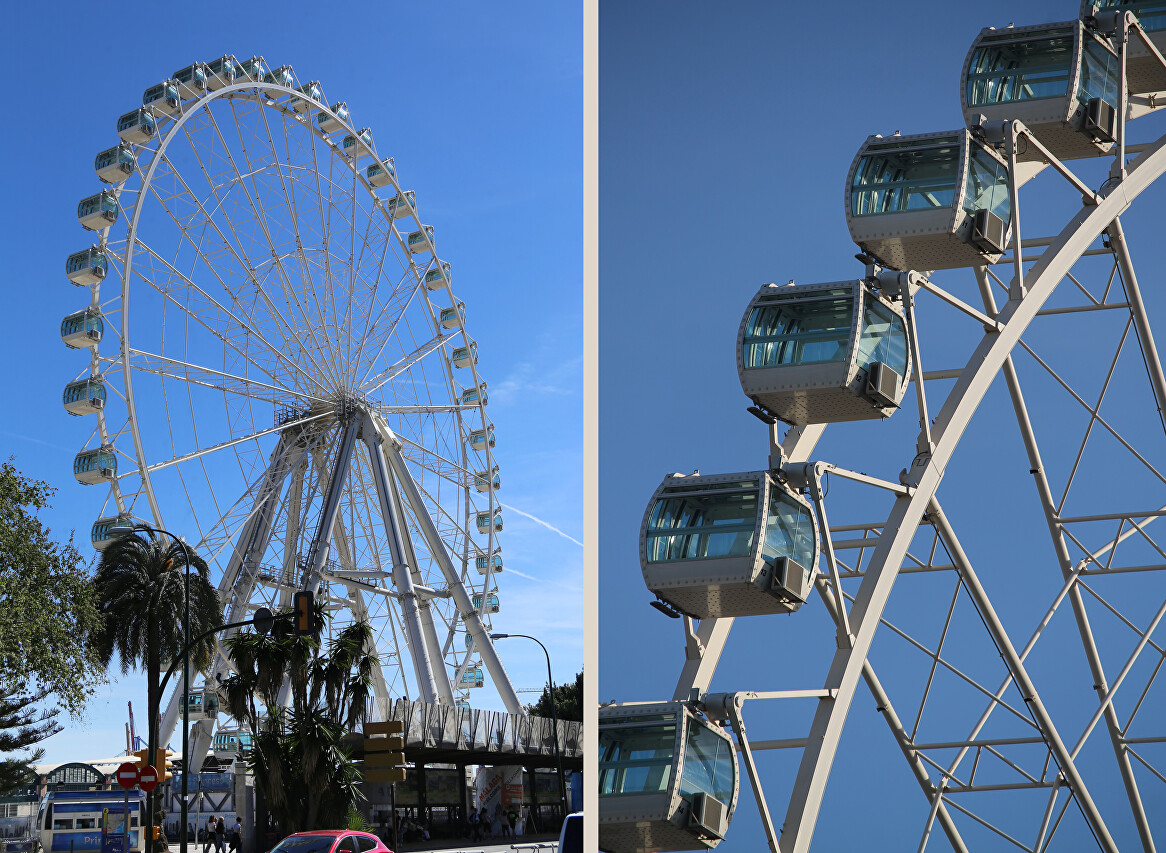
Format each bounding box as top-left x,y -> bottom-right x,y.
367,698 -> 582,758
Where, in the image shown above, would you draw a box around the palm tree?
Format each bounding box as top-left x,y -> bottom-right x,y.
221,611 -> 377,832
90,532 -> 223,842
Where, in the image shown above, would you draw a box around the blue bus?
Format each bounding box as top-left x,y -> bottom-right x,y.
36,791 -> 145,853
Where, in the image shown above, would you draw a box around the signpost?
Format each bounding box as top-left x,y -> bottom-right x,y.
114,762 -> 139,853
139,766 -> 159,792
364,721 -> 407,850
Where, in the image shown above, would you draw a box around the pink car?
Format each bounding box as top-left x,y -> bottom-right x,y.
270,831 -> 392,853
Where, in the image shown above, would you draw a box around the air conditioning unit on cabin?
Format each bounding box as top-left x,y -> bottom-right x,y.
1085,97 -> 1116,144
969,209 -> 1007,256
688,792 -> 728,839
865,361 -> 901,409
769,556 -> 811,604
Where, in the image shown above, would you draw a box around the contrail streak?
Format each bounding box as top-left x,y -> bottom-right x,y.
500,503 -> 583,547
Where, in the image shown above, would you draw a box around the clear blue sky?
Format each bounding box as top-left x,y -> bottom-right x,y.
600,1 -> 1165,850
2,1 -> 582,763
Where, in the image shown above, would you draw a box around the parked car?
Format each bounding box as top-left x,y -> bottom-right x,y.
269,831 -> 392,853
558,812 -> 582,853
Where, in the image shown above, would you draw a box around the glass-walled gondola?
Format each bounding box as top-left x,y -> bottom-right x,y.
640,470 -> 817,618
1084,0 -> 1166,93
737,280 -> 911,424
961,21 -> 1120,161
846,130 -> 1012,271
599,701 -> 739,852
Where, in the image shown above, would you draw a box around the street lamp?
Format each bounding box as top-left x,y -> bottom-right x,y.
489,633 -> 569,821
113,521 -> 197,853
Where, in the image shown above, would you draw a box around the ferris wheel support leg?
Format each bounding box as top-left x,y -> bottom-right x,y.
1106,217 -> 1166,435
157,435 -> 296,752
372,414 -> 524,715
927,500 -> 1119,853
363,421 -> 442,705
977,267 -> 1158,853
813,583 -> 971,853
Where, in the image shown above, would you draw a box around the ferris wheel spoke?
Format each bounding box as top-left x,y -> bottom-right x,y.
134,411 -> 329,478
122,347 -> 325,407
194,103 -> 345,390
354,268 -> 429,388
141,158 -> 334,391
359,331 -> 458,396
131,236 -> 326,397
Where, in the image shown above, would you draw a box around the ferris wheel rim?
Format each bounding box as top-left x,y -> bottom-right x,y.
774,131 -> 1166,852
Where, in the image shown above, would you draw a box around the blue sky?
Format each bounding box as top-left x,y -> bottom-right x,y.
600,1 -> 1165,850
2,1 -> 582,763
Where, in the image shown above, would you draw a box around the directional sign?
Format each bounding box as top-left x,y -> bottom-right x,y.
115,763 -> 140,789
138,765 -> 159,792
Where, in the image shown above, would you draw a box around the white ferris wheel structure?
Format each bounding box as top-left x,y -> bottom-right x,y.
62,55 -> 519,769
599,3 -> 1166,852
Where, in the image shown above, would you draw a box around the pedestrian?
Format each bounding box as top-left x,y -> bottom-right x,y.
507,806 -> 518,838
203,817 -> 216,853
215,816 -> 226,853
230,817 -> 242,853
468,807 -> 480,841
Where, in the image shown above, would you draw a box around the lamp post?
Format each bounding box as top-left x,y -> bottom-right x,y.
115,521 -> 196,853
489,633 -> 569,821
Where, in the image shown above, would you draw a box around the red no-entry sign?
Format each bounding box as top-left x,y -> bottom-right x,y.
115,762 -> 140,789
138,765 -> 159,792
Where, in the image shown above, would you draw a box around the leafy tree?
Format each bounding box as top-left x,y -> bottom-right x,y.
526,670 -> 582,722
0,685 -> 62,795
90,532 -> 223,847
221,610 -> 377,832
0,460 -> 102,717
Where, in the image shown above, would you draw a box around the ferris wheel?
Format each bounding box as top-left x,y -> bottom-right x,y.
62,55 -> 520,767
600,4 -> 1166,853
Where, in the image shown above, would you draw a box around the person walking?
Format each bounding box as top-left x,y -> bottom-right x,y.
203,817 -> 216,853
229,817 -> 242,853
507,806 -> 518,838
468,807 -> 480,841
214,816 -> 226,853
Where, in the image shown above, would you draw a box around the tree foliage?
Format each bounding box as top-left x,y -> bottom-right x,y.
0,685 -> 62,795
90,531 -> 223,851
0,460 -> 103,717
222,610 -> 377,832
526,670 -> 582,722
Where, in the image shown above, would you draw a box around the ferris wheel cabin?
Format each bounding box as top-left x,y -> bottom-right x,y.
117,109 -> 157,145
366,158 -> 396,187
90,515 -> 133,551
60,309 -> 103,349
389,190 -> 415,219
172,63 -> 208,100
440,303 -> 466,330
342,128 -> 374,159
461,381 -> 487,406
317,102 -> 349,134
261,65 -> 295,99
182,690 -> 220,720
425,262 -> 451,290
77,191 -> 118,231
407,225 -> 435,254
143,81 -> 181,117
452,341 -> 477,368
846,129 -> 1012,271
460,665 -> 485,688
476,510 -> 503,533
640,470 -> 818,619
737,280 -> 911,425
94,144 -> 136,184
62,378 -> 106,416
473,468 -> 500,493
66,247 -> 108,286
599,701 -> 738,853
292,81 -> 323,114
1084,1 -> 1166,93
73,447 -> 116,485
206,55 -> 238,90
212,729 -> 253,759
475,552 -> 503,573
472,592 -> 500,613
235,56 -> 269,83
468,425 -> 494,450
961,21 -> 1120,161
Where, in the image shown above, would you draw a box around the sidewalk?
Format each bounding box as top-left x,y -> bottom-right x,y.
166,833 -> 561,853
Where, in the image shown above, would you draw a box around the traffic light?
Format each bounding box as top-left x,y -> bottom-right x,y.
293,590 -> 316,636
363,720 -> 407,784
133,748 -> 150,770
156,748 -> 173,783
